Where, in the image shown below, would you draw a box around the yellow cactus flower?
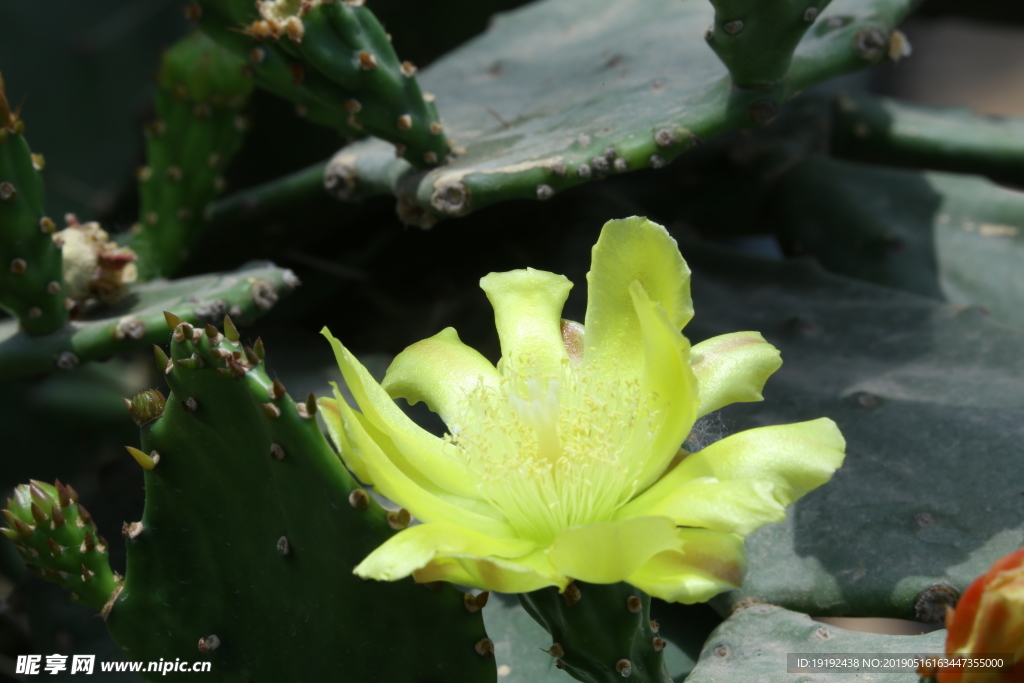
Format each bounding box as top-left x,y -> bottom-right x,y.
319,217 -> 845,603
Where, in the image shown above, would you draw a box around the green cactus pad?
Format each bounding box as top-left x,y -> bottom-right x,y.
2,480 -> 121,611
686,604 -> 944,683
130,32 -> 253,280
831,92 -> 1024,187
768,154 -> 1024,329
518,582 -> 671,683
104,319 -> 495,681
0,262 -> 297,378
0,77 -> 67,335
679,243 -> 1024,621
196,0 -> 448,167
322,0 -> 915,226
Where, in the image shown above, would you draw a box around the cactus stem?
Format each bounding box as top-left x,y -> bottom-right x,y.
125,446 -> 160,471
223,315 -> 239,342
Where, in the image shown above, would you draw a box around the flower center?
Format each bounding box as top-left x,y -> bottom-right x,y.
446,360 -> 663,544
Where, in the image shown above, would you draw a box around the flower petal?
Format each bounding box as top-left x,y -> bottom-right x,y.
318,396 -> 375,485
620,418 -> 845,525
413,549 -> 567,594
690,331 -> 782,418
355,522 -> 536,582
329,387 -> 517,538
479,268 -> 572,378
625,281 -> 699,492
626,528 -> 747,604
546,516 -> 682,584
582,217 -> 693,382
381,327 -> 500,426
621,477 -> 786,536
322,327 -> 482,499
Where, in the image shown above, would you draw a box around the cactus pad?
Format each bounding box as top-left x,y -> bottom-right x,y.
2,480 -> 121,611
0,262 -> 297,378
322,0 -> 915,226
104,318 -> 495,681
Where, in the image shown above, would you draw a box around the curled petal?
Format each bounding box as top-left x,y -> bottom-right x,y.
583,217 -> 693,382
690,331 -> 782,418
414,549 -> 566,594
626,281 -> 698,493
382,327 -> 500,426
322,328 -> 481,499
327,388 -> 516,538
319,396 -> 374,485
619,418 -> 845,525
355,522 -> 537,583
479,268 -> 572,378
547,516 -> 682,585
627,529 -> 747,604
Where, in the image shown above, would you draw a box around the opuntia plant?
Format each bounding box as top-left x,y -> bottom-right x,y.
1,0 -> 1022,681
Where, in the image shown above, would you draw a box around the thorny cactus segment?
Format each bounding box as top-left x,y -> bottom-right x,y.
0,262 -> 296,378
704,0 -> 833,92
319,217 -> 845,604
131,32 -> 253,280
320,0 -> 916,227
0,75 -> 67,335
103,318 -> 495,681
208,0 -> 448,167
519,582 -> 670,683
2,480 -> 121,612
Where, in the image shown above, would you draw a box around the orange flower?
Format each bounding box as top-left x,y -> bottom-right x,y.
938,548 -> 1024,683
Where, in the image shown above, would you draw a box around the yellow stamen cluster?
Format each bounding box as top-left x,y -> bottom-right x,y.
445,358 -> 664,543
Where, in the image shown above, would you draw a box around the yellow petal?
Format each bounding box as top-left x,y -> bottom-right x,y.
381,327 -> 500,426
546,516 -> 682,584
625,281 -> 699,492
582,217 -> 693,382
619,418 -> 845,523
626,528 -> 746,604
479,268 -> 572,377
690,331 -> 782,418
318,396 -> 375,485
630,476 -> 787,536
413,549 -> 566,594
354,522 -> 536,582
322,328 -> 481,499
332,386 -> 517,538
